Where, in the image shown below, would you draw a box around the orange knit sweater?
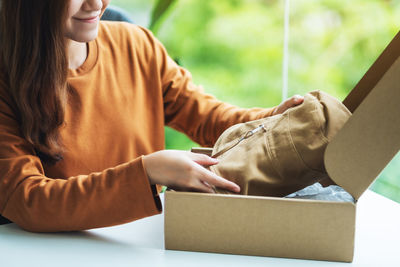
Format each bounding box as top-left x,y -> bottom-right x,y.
0,22 -> 275,232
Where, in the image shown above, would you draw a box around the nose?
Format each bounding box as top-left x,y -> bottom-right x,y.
82,0 -> 103,11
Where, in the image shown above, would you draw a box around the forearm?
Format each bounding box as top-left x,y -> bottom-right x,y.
165,86 -> 276,147
1,157 -> 161,232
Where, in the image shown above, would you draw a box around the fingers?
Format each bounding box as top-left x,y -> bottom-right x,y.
194,180 -> 215,194
178,153 -> 240,193
188,152 -> 240,192
188,151 -> 219,167
144,150 -> 240,194
273,94 -> 304,115
291,94 -> 304,106
191,163 -> 241,193
284,95 -> 303,109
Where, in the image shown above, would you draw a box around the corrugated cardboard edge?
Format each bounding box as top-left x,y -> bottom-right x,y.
165,191 -> 356,262
191,147 -> 213,157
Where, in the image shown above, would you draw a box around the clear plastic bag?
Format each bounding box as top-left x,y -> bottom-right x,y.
285,182 -> 354,202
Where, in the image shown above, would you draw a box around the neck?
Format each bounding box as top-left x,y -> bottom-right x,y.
67,40 -> 87,70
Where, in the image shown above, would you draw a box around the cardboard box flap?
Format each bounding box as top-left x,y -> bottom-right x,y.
343,31 -> 400,113
324,56 -> 400,200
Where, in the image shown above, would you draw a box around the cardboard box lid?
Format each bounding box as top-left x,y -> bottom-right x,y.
324,31 -> 400,200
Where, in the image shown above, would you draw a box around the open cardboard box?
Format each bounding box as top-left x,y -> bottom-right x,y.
164,32 -> 400,262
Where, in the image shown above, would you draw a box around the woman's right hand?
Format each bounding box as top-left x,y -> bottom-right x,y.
143,150 -> 240,193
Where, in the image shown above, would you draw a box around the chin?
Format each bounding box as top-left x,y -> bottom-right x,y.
66,28 -> 99,43
76,30 -> 99,43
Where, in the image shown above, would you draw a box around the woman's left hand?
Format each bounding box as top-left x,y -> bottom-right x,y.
272,94 -> 304,115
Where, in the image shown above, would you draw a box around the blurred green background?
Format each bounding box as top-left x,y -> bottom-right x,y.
111,0 -> 400,202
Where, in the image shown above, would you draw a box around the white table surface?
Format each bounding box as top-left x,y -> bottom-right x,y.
1,190 -> 399,267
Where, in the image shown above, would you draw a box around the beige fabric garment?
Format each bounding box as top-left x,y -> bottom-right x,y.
210,90 -> 351,197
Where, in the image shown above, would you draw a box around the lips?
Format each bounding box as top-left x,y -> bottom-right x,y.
73,15 -> 99,23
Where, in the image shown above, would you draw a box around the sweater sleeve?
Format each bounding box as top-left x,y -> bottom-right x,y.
0,92 -> 161,232
146,29 -> 277,147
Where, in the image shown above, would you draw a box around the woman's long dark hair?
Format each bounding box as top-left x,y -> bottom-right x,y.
0,0 -> 69,164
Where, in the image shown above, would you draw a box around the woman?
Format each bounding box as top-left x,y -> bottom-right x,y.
0,0 -> 303,232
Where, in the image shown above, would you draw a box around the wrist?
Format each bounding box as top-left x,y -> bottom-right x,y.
142,155 -> 155,185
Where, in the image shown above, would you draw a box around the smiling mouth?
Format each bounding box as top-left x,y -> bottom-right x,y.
73,16 -> 99,23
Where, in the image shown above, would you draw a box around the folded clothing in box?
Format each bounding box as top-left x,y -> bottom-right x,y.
210,90 -> 351,197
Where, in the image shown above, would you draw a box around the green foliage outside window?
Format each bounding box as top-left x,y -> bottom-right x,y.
111,0 -> 400,202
